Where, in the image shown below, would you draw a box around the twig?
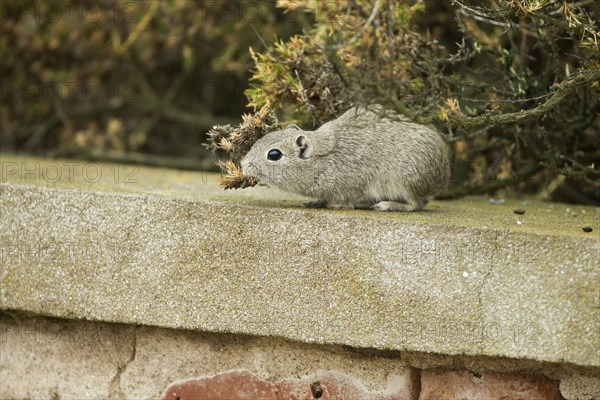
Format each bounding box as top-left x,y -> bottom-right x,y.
59,100 -> 234,129
25,99 -> 72,150
457,7 -> 536,37
440,162 -> 543,198
52,99 -> 73,132
315,41 -> 352,90
116,2 -> 159,55
558,155 -> 596,171
449,69 -> 600,130
250,24 -> 269,51
535,174 -> 566,200
129,62 -> 234,128
451,0 -> 506,21
23,117 -> 59,150
146,73 -> 187,130
462,92 -> 554,103
293,69 -> 319,125
344,0 -> 381,46
55,150 -> 219,172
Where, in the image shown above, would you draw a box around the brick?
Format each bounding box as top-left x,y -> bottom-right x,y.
162,369 -> 415,400
419,369 -> 562,400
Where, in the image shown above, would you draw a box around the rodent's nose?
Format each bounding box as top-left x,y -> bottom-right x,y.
241,159 -> 256,177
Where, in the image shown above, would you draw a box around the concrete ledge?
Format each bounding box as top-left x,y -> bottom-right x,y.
1,155 -> 599,372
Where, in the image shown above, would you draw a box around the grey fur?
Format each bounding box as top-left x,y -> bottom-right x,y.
241,106 -> 450,211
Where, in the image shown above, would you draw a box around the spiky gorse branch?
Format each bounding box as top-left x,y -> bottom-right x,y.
205,105 -> 280,189
246,1 -> 439,126
216,161 -> 259,190
509,0 -> 599,47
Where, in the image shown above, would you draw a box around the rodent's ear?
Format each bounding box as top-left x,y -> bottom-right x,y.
287,124 -> 300,130
295,135 -> 312,159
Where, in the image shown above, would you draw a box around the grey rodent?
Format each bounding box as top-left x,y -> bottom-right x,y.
241,106 -> 450,211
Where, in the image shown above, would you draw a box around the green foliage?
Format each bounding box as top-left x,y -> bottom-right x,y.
246,0 -> 600,202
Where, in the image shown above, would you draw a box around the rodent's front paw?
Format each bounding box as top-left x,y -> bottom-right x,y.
303,199 -> 327,208
303,200 -> 354,210
326,204 -> 354,210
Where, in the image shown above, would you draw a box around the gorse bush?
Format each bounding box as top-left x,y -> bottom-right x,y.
246,0 -> 599,203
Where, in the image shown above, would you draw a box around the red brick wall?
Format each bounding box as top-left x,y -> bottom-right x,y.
162,368 -> 563,400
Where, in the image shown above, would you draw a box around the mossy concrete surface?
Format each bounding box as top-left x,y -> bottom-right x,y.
1,154 -> 599,369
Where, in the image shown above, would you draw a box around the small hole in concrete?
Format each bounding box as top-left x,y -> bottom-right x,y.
310,381 -> 323,398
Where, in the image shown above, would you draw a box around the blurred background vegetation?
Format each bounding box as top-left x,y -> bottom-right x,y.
1,0 -> 302,165
1,0 -> 599,203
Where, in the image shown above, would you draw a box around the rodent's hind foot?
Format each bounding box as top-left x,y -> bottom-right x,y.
303,199 -> 328,208
371,201 -> 424,212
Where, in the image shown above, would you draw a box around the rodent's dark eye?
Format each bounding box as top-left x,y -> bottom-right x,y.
267,149 -> 283,161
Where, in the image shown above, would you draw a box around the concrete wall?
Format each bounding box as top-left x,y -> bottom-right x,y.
3,315 -> 598,400
1,155 -> 599,399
